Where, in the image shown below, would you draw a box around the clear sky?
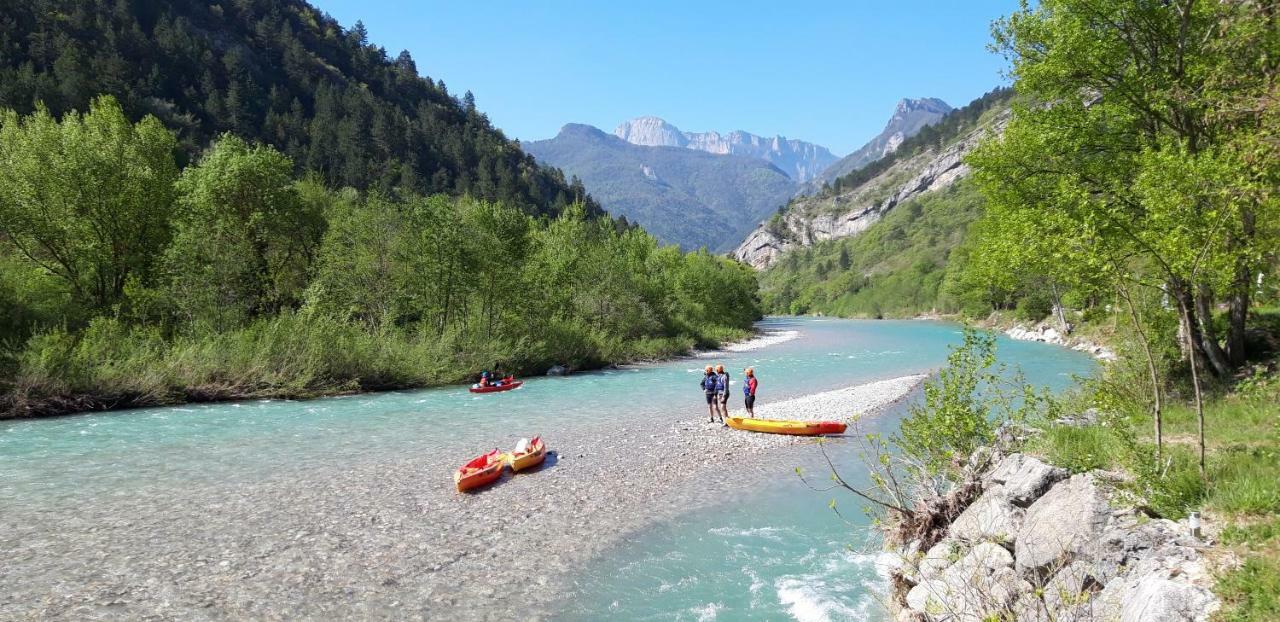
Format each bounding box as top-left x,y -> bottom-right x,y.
313,1 -> 1019,155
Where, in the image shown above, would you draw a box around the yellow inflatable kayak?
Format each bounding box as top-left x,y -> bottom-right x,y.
727,417 -> 846,436
507,436 -> 546,472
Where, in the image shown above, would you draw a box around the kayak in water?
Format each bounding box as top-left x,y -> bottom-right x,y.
469,377 -> 522,393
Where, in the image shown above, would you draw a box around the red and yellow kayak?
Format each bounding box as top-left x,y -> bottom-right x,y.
727,417 -> 847,436
507,436 -> 546,472
455,449 -> 505,492
469,378 -> 522,393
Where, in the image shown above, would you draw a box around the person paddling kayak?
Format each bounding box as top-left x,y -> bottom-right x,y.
700,365 -> 720,423
743,367 -> 758,418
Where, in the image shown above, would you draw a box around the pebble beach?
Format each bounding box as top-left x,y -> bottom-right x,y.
0,328 -> 927,620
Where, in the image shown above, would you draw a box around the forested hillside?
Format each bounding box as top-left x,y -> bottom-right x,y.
0,1 -> 760,419
759,181 -> 985,318
0,0 -> 599,216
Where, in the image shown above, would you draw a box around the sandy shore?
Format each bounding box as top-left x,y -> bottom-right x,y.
0,374 -> 926,621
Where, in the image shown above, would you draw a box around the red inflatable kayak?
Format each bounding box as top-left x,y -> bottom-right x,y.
469,378 -> 523,393
455,449 -> 504,492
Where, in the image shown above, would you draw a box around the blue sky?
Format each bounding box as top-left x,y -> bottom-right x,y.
314,1 -> 1019,155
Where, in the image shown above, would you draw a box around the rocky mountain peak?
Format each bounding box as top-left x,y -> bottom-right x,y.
611,116 -> 836,183
808,96 -> 953,189
613,116 -> 688,148
894,97 -> 952,118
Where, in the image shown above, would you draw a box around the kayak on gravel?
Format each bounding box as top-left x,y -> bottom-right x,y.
726,417 -> 846,436
469,377 -> 522,393
506,436 -> 546,472
454,449 -> 505,492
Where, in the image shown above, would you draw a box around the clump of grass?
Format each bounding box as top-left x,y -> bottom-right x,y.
1209,446 -> 1280,515
1027,424 -> 1124,474
1216,557 -> 1280,621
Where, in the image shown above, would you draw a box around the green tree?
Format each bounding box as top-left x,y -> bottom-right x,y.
164,135 -> 320,329
971,0 -> 1280,474
0,95 -> 178,311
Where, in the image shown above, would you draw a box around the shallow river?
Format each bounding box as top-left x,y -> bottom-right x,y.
0,317 -> 1094,620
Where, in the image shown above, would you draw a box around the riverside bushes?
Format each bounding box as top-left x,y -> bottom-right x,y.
0,98 -> 759,418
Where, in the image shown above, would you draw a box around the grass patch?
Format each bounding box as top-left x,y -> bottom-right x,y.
1028,424 -> 1124,473
1216,557 -> 1280,621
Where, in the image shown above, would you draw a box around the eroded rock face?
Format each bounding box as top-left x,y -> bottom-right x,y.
731,110 -> 1008,270
1015,474 -> 1110,577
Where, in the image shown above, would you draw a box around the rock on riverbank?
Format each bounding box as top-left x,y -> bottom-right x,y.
893,452 -> 1219,622
1005,323 -> 1117,361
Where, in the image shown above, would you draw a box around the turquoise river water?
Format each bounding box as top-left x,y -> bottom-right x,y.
0,317 -> 1095,621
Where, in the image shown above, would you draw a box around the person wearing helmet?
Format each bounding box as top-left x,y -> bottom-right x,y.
699,365 -> 719,423
479,370 -> 492,388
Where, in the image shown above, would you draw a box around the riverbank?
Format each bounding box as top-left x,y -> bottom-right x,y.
0,373 -> 926,621
0,321 -> 754,421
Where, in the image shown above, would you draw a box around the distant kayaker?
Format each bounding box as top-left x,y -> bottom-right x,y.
479,371 -> 492,387
715,364 -> 731,423
700,365 -> 720,423
744,367 -> 758,417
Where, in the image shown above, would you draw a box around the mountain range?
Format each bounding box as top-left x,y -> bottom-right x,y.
530,101 -> 953,252
524,125 -> 796,252
612,117 -> 837,183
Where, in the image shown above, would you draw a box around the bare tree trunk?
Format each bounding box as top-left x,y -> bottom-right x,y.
1051,281 -> 1070,333
1193,286 -> 1232,377
1178,300 -> 1208,481
1226,262 -> 1250,367
1117,280 -> 1163,459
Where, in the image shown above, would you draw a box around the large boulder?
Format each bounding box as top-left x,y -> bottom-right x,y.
903,543 -> 1024,621
1094,549 -> 1219,621
916,538 -> 966,581
1117,574 -> 1218,622
949,486 -> 1025,545
1015,474 -> 1110,578
1041,560 -> 1105,616
984,454 -> 1068,507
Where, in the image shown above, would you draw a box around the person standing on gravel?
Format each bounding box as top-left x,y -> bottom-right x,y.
715,364 -> 731,423
743,367 -> 758,418
700,365 -> 719,423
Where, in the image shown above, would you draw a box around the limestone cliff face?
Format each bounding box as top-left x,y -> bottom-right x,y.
812,97 -> 953,188
732,108 -> 1008,270
613,116 -> 837,183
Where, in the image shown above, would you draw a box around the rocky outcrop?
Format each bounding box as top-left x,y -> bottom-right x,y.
1005,322 -> 1118,361
894,453 -> 1220,622
815,97 -> 953,187
733,109 -> 1006,270
613,116 -> 837,183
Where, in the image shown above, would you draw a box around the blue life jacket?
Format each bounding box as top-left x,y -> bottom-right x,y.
715,372 -> 729,392
701,374 -> 716,392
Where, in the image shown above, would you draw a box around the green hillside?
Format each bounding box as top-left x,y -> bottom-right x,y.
0,0 -> 599,217
759,180 -> 984,318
